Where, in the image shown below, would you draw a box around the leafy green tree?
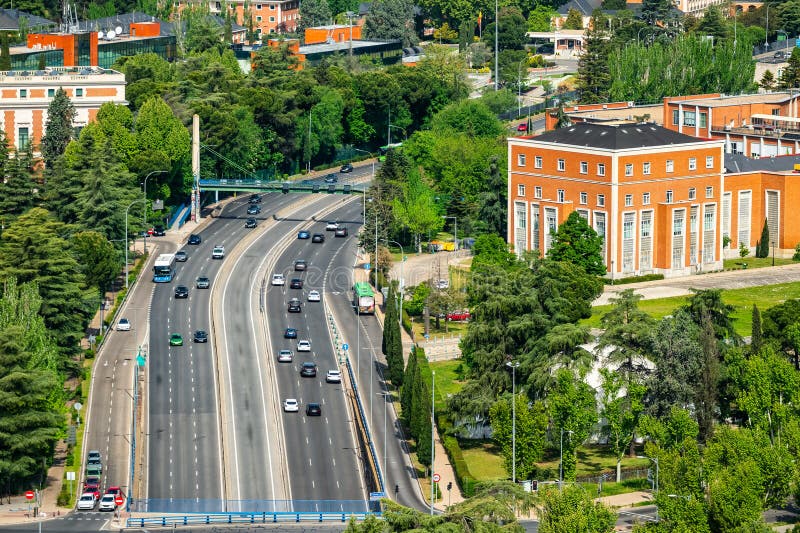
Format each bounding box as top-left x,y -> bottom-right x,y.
548,211 -> 606,275
776,0 -> 800,37
562,8 -> 584,30
601,369 -> 646,482
392,171 -> 443,254
696,5 -> 728,40
528,4 -> 554,31
298,0 -> 332,40
530,324 -> 592,392
476,155 -> 507,238
183,11 -> 224,54
430,99 -> 504,138
490,395 -> 548,480
640,0 -> 671,24
683,289 -> 737,342
0,32 -> 10,71
596,289 -> 655,379
549,369 -> 597,481
383,283 -> 405,386
756,218 -> 770,258
40,88 -> 76,168
72,231 -> 121,293
484,7 -> 528,51
760,69 -> 776,91
363,0 -> 419,47
576,12 -> 611,104
762,299 -> 800,369
537,484 -> 615,532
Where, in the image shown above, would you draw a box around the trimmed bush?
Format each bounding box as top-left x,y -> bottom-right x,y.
604,273 -> 664,285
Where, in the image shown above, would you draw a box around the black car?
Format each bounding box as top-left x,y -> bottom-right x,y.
288,298 -> 302,313
196,276 -> 210,289
300,362 -> 317,377
193,330 -> 208,343
175,251 -> 188,262
311,233 -> 325,243
249,194 -> 262,204
306,403 -> 322,416
294,259 -> 307,271
335,226 -> 349,237
284,328 -> 298,339
290,278 -> 303,289
245,218 -> 257,228
188,234 -> 201,245
324,174 -> 338,184
340,163 -> 353,173
247,205 -> 261,215
152,225 -> 166,236
174,285 -> 189,298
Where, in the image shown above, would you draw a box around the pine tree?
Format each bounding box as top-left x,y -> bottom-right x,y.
641,0 -> 671,25
388,296 -> 404,386
41,88 -> 76,168
0,32 -> 10,71
0,131 -> 34,224
760,70 -> 776,91
757,218 -> 770,258
575,12 -> 611,104
751,304 -> 762,354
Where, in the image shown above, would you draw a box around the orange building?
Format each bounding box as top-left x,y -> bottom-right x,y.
207,0 -> 300,37
304,24 -> 361,45
508,123 -> 725,279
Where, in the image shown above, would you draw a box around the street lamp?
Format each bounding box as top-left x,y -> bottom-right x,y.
377,391 -> 391,489
505,360 -> 520,483
441,216 -> 458,251
778,29 -> 789,57
124,199 -> 147,290
142,170 -> 167,255
387,240 -> 405,323
430,370 -> 436,515
388,124 -> 407,142
352,148 -> 375,182
559,428 -> 574,490
517,56 -> 528,118
637,26 -> 648,46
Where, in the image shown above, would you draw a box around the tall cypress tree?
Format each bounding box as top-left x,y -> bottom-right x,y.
751,304 -> 762,354
757,219 -> 770,258
401,345 -> 418,420
0,32 -> 10,71
575,11 -> 611,104
41,88 -> 76,168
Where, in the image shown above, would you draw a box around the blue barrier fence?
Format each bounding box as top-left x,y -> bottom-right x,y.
167,203 -> 187,229
126,511 -> 378,527
177,205 -> 191,228
129,499 -> 379,514
345,356 -> 384,493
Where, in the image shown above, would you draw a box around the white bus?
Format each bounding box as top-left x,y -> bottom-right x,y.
153,253 -> 176,282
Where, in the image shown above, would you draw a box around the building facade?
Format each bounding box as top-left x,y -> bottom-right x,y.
508,123 -> 725,279
207,0 -> 299,36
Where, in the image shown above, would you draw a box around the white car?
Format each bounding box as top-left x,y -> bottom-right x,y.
325,221 -> 339,231
297,340 -> 311,352
307,290 -> 321,302
283,398 -> 299,412
326,370 -> 342,383
211,245 -> 225,259
271,274 -> 285,286
434,279 -> 450,290
116,318 -> 131,331
278,350 -> 293,362
98,494 -> 116,512
77,492 -> 97,511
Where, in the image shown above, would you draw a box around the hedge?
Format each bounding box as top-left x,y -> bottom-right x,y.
604,273 -> 664,285
434,395 -> 478,497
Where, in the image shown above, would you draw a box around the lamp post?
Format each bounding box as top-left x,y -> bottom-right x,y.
559,428 -> 574,491
378,391 -> 390,488
430,370 -> 436,515
388,124 -> 407,142
124,199 -> 147,290
352,148 -> 374,182
778,29 -> 788,57
388,240 -> 405,323
494,0 -> 498,91
637,455 -> 659,521
142,170 -> 167,255
637,26 -> 648,46
773,240 -> 776,267
441,216 -> 458,251
505,360 -> 520,483
517,56 -> 528,118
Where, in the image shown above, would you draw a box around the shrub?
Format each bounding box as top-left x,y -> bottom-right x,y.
84,349 -> 95,360
793,243 -> 800,261
604,273 -> 664,285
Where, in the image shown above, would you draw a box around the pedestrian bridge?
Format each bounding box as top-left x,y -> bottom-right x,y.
198,178 -> 367,195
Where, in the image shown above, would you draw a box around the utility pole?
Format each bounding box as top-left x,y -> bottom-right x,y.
494,0 -> 498,91
430,370 -> 436,515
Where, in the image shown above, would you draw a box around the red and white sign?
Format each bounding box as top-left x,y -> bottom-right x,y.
432,473 -> 441,483
114,495 -> 124,506
25,491 -> 34,500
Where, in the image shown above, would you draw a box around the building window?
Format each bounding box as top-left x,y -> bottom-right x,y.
557,159 -> 565,171
19,89 -> 26,98
597,194 -> 605,207
518,184 -> 525,197
673,210 -> 684,236
47,88 -> 54,97
557,189 -> 565,202
643,192 -> 650,205
544,207 -> 558,252
577,209 -> 589,221
580,161 -> 588,174
738,190 -> 751,249
640,211 -> 653,270
531,204 -> 540,251
257,3 -> 262,7
256,15 -> 262,21
76,88 -> 83,97
534,186 -> 542,199
689,187 -> 696,200
594,212 -> 606,258
689,157 -> 697,170
666,190 -> 674,203
580,192 -> 587,205
597,163 -> 605,176
706,186 -> 713,198
268,17 -> 274,22
534,156 -> 542,168
625,194 -> 633,207
699,113 -> 707,128
518,154 -> 526,166
672,109 -> 679,125
270,4 -> 275,8
17,127 -> 29,149
625,163 -> 633,176
666,159 -> 674,173
623,212 -> 635,272
643,162 -> 651,175
706,155 -> 714,168
703,205 -> 716,263
672,209 -> 685,269
683,111 -> 696,126
514,202 -> 527,257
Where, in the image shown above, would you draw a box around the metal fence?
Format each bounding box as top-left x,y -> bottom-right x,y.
129,499 -> 379,514
126,511 -> 378,527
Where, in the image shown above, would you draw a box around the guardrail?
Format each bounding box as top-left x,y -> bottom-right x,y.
198,179 -> 367,195
126,511 -> 380,527
344,355 -> 384,493
130,498 -> 378,513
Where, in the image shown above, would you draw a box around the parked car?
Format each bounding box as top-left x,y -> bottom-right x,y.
283,398 -> 299,412
196,276 -> 210,289
188,234 -> 202,245
77,493 -> 97,511
326,370 -> 342,383
175,250 -> 188,262
152,225 -> 166,236
116,318 -> 131,331
340,163 -> 353,173
306,403 -> 322,416
312,233 -> 325,243
447,310 -> 471,322
434,279 -> 449,290
517,123 -> 528,132
307,290 -> 321,302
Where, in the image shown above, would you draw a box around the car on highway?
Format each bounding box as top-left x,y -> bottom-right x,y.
324,173 -> 338,184
193,330 -> 208,343
86,465 -> 102,477
312,233 -> 325,243
334,226 -> 348,237
298,230 -> 310,239
278,350 -> 293,362
294,259 -> 307,271
447,310 -> 471,321
284,328 -> 298,339
175,250 -> 188,262
212,245 -> 225,259
434,279 -> 450,289
152,225 -> 166,236
517,123 -> 528,132
307,290 -> 321,302
88,450 -> 101,462
306,403 -> 322,416
249,194 -> 262,204
98,494 -> 117,512
300,362 -> 317,377
83,482 -> 101,500
288,298 -> 302,313
169,333 -> 183,346
77,493 -> 97,511
196,276 -> 210,289
105,486 -> 123,497
326,370 -> 342,383
245,218 -> 257,228
325,221 -> 338,231
271,273 -> 286,286
247,205 -> 261,215
290,278 -> 303,289
297,340 -> 311,352
775,51 -> 787,60
340,163 -> 353,173
174,285 -> 189,298
116,318 -> 131,331
87,455 -> 102,473
284,399 -> 299,412
188,234 -> 202,245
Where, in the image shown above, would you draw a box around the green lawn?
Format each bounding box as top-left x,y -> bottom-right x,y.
583,281 -> 800,337
430,360 -> 467,413
723,257 -> 796,270
458,440 -> 506,481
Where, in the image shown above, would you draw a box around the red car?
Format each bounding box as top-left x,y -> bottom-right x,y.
516,123 -> 528,132
105,486 -> 123,497
447,310 -> 471,322
83,481 -> 101,500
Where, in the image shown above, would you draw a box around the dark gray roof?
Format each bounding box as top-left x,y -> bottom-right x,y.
77,12 -> 245,37
533,122 -> 702,150
0,8 -> 55,31
724,152 -> 800,173
557,0 -> 602,16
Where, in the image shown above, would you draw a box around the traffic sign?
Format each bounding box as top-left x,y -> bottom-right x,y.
342,343 -> 349,351
25,491 -> 34,500
364,263 -> 371,270
114,495 -> 124,506
433,473 -> 441,483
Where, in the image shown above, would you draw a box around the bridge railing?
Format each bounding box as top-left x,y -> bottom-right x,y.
129,498 -> 379,514
126,511 -> 380,527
